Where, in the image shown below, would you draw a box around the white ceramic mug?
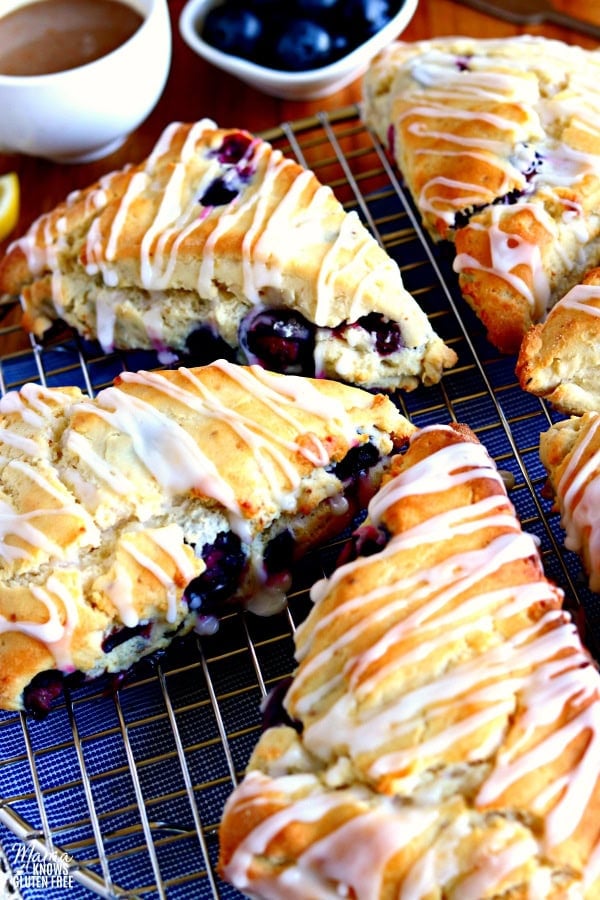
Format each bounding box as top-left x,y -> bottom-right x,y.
0,0 -> 172,163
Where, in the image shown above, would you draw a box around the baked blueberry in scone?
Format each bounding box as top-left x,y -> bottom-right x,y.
363,35 -> 600,353
219,423 -> 600,898
0,119 -> 456,391
0,360 -> 413,715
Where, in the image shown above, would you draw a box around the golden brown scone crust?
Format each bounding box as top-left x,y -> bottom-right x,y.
0,361 -> 413,711
363,35 -> 600,354
0,119 -> 455,391
219,422 -> 600,898
517,267 -> 600,415
540,411 -> 600,593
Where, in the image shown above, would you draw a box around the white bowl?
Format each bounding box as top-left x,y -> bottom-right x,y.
0,0 -> 172,163
179,0 -> 418,101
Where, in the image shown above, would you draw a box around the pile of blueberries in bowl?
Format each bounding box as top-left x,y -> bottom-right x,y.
180,0 -> 418,99
202,0 -> 404,72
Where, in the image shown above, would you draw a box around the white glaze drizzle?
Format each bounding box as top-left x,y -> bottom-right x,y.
396,41 -> 600,317
74,378 -> 247,536
105,361 -> 355,522
551,412 -> 600,591
453,202 -> 552,319
222,423 -> 600,896
0,500 -> 61,561
105,525 -> 198,627
13,119 -> 414,352
0,457 -> 100,563
556,282 -> 600,319
238,148 -> 297,303
0,575 -> 79,672
399,816 -> 539,900
64,430 -> 132,496
223,771 -> 440,899
2,361 -> 364,548
0,381 -> 74,428
0,360 -> 372,670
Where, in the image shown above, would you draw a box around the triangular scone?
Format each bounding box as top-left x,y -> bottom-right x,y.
0,360 -> 413,715
363,35 -> 600,353
540,412 -> 600,593
0,120 -> 456,392
219,423 -> 600,897
517,267 -> 600,415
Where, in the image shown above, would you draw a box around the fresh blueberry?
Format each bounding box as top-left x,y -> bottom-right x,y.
331,31 -> 351,57
201,6 -> 263,59
239,308 -> 316,375
273,19 -> 333,71
199,0 -> 405,72
295,0 -> 339,12
345,0 -> 392,37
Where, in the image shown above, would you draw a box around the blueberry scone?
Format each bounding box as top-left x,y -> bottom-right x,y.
540,411 -> 600,593
0,119 -> 456,391
219,422 -> 600,898
364,35 -> 600,353
0,359 -> 413,716
517,267 -> 600,415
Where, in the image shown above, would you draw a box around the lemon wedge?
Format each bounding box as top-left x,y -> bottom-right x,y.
0,172 -> 19,242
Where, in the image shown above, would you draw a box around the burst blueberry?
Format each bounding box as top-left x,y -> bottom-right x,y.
210,132 -> 254,165
23,670 -> 65,719
239,308 -> 316,375
263,529 -> 295,575
334,313 -> 405,356
183,325 -> 237,366
331,441 -> 379,482
199,166 -> 252,207
336,522 -> 391,566
362,312 -> 404,355
185,532 -> 246,614
102,622 -> 153,654
261,676 -> 300,731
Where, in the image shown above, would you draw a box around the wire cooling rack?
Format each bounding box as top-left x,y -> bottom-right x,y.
0,105 -> 598,900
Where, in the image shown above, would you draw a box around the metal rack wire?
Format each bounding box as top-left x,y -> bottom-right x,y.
0,105 -> 597,900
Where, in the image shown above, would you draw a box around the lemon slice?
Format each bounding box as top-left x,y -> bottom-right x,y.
0,172 -> 19,242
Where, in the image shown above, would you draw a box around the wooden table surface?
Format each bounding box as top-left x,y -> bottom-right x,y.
1,0 -> 599,257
